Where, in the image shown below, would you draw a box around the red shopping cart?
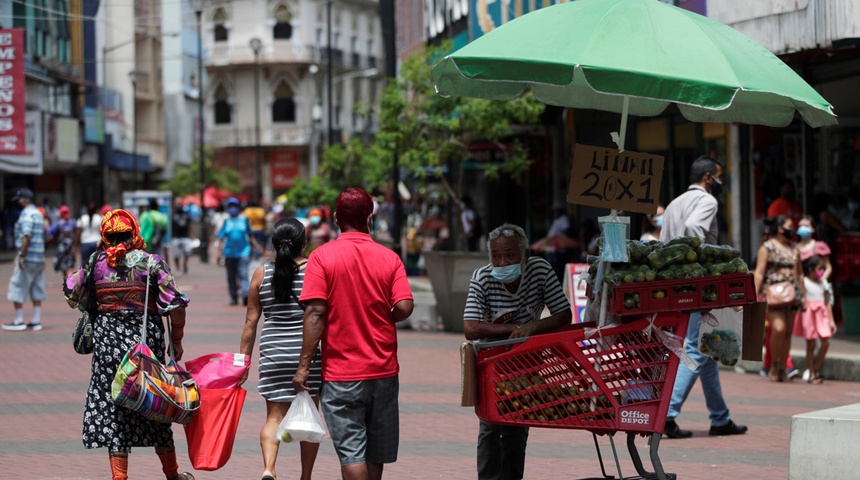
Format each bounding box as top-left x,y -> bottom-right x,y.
473,312 -> 689,480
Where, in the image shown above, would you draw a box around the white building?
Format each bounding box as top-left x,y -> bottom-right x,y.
202,0 -> 384,202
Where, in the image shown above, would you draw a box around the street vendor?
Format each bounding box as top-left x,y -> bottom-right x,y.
463,222 -> 572,480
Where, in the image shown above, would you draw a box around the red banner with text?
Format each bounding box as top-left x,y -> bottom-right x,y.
0,29 -> 26,154
270,149 -> 300,189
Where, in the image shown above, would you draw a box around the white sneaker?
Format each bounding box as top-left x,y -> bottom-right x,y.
802,369 -> 811,381
1,322 -> 27,331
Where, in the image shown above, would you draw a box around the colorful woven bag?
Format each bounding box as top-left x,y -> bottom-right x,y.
111,261 -> 200,424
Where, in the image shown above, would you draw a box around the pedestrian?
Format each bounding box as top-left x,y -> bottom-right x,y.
293,187 -> 414,480
305,207 -> 335,254
796,214 -> 832,280
217,197 -> 260,306
463,222 -> 572,480
239,218 -> 322,480
661,155 -> 747,438
640,204 -> 665,243
767,179 -> 803,229
244,200 -> 268,260
2,188 -> 46,332
460,195 -> 481,252
140,199 -> 168,256
48,205 -> 77,277
793,255 -> 836,384
75,203 -> 103,266
754,215 -> 805,382
63,209 -> 193,480
169,198 -> 194,274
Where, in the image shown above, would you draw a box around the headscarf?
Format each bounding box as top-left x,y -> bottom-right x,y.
100,209 -> 147,268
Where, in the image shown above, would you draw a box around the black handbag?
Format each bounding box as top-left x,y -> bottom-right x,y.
72,253 -> 99,355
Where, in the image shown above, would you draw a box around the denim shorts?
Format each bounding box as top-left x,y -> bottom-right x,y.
7,261 -> 46,303
321,376 -> 400,466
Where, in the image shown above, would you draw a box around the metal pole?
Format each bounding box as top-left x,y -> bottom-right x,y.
254,49 -> 262,201
327,0 -> 333,146
197,8 -> 209,263
131,76 -> 138,190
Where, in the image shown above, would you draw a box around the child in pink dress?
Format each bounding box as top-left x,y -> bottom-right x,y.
793,255 -> 836,384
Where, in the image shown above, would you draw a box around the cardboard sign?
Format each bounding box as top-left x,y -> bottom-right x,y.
567,144 -> 665,214
563,263 -> 590,323
460,341 -> 477,407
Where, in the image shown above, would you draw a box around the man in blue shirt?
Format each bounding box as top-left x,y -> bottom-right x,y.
3,188 -> 46,331
216,197 -> 260,306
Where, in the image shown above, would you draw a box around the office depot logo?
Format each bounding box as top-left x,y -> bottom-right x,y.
620,410 -> 650,425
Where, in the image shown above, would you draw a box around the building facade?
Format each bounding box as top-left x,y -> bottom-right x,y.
202,0 -> 384,202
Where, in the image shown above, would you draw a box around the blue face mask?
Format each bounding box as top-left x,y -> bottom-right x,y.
797,225 -> 813,239
491,264 -> 522,284
228,206 -> 240,217
653,215 -> 664,228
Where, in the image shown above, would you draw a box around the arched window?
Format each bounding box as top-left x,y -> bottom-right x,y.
213,8 -> 228,42
273,5 -> 293,40
213,85 -> 231,124
271,81 -> 296,123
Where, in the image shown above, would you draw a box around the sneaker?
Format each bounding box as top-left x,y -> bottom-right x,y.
786,368 -> 801,380
709,420 -> 748,436
26,323 -> 42,331
1,322 -> 27,331
802,369 -> 811,381
759,368 -> 769,379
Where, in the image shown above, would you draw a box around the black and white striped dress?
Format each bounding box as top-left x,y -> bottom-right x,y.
258,262 -> 322,401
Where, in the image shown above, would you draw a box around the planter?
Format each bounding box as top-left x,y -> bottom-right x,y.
423,251 -> 489,333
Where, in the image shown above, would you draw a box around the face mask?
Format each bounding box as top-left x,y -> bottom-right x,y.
710,177 -> 723,196
491,264 -> 522,284
310,215 -> 321,225
797,226 -> 813,239
228,206 -> 240,217
653,215 -> 664,228
814,270 -> 825,280
781,228 -> 795,238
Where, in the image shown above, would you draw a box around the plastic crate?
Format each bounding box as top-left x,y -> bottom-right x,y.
475,313 -> 688,435
608,273 -> 756,316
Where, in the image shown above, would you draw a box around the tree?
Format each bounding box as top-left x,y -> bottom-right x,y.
287,42 -> 545,212
158,147 -> 243,196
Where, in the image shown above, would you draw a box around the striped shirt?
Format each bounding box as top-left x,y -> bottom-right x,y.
257,262 -> 321,401
464,256 -> 569,328
15,205 -> 45,264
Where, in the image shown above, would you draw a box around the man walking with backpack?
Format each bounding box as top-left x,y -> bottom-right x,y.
140,199 -> 168,257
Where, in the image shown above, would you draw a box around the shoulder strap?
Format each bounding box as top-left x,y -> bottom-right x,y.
139,262 -> 152,345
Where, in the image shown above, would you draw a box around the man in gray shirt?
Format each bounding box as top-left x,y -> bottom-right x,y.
661,156 -> 748,439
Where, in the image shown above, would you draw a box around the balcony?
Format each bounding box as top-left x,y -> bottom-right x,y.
207,43 -> 316,67
208,124 -> 313,148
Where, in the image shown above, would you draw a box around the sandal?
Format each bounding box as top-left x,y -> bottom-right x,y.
262,476 -> 276,480
812,375 -> 825,385
173,473 -> 195,480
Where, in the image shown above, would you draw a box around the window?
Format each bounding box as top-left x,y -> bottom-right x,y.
350,35 -> 359,66
271,81 -> 296,123
213,8 -> 228,42
273,5 -> 292,40
213,85 -> 231,124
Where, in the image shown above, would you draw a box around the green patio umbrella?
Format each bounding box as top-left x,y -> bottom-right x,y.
432,0 -> 837,131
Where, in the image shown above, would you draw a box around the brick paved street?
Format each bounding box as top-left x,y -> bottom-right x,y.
2,253 -> 860,479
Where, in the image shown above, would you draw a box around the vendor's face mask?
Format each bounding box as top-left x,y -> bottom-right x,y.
491,264 -> 522,284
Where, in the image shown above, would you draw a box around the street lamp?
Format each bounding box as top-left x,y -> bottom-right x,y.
250,38 -> 263,202
128,69 -> 142,190
195,4 -> 209,263
309,64 -> 322,177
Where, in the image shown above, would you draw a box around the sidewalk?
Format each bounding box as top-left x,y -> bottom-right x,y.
1,253 -> 860,478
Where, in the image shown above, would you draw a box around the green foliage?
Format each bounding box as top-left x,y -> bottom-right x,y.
283,176 -> 340,211
158,147 -> 242,196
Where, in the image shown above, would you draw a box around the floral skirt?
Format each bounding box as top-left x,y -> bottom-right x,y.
82,310 -> 174,452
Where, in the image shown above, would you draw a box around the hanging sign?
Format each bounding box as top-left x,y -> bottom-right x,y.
567,143 -> 664,214
0,29 -> 26,154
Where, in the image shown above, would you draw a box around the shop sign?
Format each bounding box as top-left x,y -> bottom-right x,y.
0,29 -> 26,153
426,0 -> 469,40
270,149 -> 300,189
84,107 -> 105,144
567,143 -> 664,215
0,110 -> 42,174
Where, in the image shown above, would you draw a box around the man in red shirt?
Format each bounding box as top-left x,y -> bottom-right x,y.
294,187 -> 414,480
767,180 -> 803,229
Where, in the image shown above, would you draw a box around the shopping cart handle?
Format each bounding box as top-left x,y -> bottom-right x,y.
472,336 -> 530,350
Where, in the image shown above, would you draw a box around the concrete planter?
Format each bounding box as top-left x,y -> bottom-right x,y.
423,251 -> 489,333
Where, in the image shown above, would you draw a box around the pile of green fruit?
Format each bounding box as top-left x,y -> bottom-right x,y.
493,374 -> 619,422
586,237 -> 751,310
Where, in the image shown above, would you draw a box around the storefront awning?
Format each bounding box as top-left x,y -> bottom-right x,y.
109,151 -> 150,172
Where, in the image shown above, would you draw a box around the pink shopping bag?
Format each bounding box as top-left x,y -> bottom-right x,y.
185,352 -> 250,389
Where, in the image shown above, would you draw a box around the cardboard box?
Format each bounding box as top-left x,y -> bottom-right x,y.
742,302 -> 767,361
460,341 -> 477,407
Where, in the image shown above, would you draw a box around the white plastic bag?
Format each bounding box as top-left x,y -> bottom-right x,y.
698,307 -> 743,367
275,391 -> 326,443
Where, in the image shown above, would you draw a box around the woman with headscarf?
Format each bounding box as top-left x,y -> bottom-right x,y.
63,209 -> 193,480
48,205 -> 77,277
238,218 -> 322,480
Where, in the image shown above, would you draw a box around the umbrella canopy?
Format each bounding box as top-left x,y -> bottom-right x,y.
433,0 -> 836,128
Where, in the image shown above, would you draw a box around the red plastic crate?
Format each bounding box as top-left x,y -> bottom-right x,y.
474,313 -> 688,435
608,273 -> 756,316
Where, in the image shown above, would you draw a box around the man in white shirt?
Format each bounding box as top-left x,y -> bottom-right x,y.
661,155 -> 747,439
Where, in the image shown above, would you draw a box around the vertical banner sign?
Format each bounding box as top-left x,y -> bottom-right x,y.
0,29 -> 25,154
567,143 -> 665,215
270,149 -> 300,189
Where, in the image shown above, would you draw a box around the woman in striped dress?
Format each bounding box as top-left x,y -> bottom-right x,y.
239,218 -> 322,480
